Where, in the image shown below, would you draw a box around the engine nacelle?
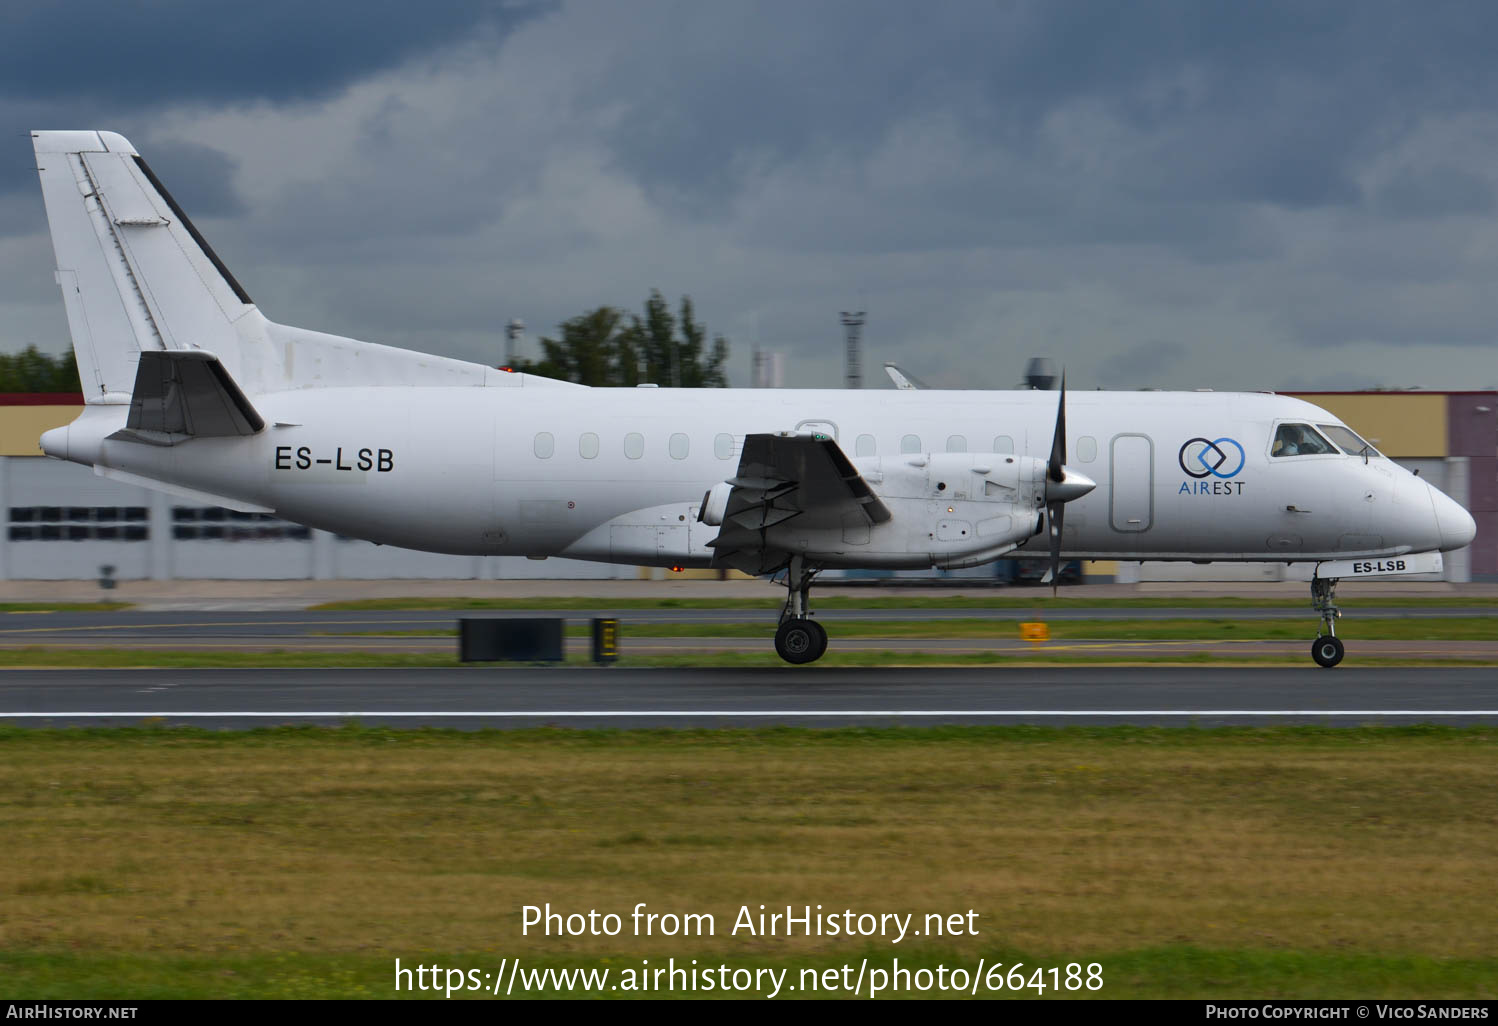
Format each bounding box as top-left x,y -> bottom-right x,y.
698,481 -> 733,527
745,451 -> 1050,570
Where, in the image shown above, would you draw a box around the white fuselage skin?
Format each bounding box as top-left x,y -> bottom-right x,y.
44,385 -> 1475,571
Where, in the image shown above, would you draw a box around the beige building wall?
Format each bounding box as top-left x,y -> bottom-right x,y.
0,405 -> 80,457
1289,393 -> 1448,458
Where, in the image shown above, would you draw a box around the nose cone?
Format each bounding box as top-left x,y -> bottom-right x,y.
1046,467 -> 1097,504
1428,483 -> 1477,551
39,424 -> 68,460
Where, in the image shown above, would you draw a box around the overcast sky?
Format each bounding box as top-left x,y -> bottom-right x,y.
4,0 -> 1498,391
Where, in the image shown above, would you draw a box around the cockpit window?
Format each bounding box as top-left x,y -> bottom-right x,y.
1316,424 -> 1381,458
1271,423 -> 1337,457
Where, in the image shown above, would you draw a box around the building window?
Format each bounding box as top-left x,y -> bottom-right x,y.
669,433 -> 690,460
900,434 -> 922,454
855,434 -> 876,457
168,507 -> 310,541
533,432 -> 555,459
624,432 -> 645,460
8,506 -> 151,542
579,432 -> 599,459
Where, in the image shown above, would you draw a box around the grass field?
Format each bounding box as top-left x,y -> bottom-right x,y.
316,616 -> 1498,641
1,725 -> 1495,998
0,602 -> 132,613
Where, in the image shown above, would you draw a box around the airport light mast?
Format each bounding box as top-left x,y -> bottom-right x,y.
841,310 -> 865,390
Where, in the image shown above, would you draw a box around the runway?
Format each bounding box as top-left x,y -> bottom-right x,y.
2,666 -> 1495,728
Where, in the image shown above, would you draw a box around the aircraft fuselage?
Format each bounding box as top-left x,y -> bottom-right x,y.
46,384 -> 1467,568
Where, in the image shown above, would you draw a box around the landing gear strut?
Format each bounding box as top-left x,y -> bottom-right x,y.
775,556 -> 827,664
1310,575 -> 1345,668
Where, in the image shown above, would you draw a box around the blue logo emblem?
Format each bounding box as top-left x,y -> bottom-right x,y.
1179,437 -> 1245,479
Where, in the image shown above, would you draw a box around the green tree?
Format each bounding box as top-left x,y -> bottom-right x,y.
519,291 -> 729,387
528,307 -> 629,385
0,346 -> 82,393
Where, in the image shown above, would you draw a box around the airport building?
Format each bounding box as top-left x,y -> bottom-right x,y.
1,389 -> 1491,583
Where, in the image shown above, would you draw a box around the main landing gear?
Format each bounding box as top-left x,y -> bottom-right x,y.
774,556 -> 828,664
1310,576 -> 1345,668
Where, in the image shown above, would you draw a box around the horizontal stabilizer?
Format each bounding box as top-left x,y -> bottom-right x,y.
109,351 -> 264,446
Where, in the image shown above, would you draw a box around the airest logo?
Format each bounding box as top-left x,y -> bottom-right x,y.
1178,437 -> 1245,480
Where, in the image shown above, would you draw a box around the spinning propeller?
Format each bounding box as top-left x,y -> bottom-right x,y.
1043,373 -> 1097,595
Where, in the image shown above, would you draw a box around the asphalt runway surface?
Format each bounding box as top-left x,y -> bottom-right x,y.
2,666 -> 1495,728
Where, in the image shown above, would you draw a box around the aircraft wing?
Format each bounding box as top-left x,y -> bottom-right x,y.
709,432 -> 890,574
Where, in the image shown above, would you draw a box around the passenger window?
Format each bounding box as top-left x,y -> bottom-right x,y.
1077,435 -> 1097,463
1316,424 -> 1380,457
1272,423 -> 1336,457
855,434 -> 876,457
714,433 -> 734,460
579,432 -> 599,459
669,433 -> 690,460
900,434 -> 922,454
993,435 -> 1014,453
533,432 -> 554,459
945,435 -> 967,453
624,432 -> 644,460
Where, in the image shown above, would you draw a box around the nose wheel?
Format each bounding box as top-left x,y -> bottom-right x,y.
775,556 -> 827,664
1312,634 -> 1345,668
1310,576 -> 1345,668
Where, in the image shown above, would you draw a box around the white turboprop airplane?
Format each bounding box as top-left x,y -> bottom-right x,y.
30,131 -> 1477,667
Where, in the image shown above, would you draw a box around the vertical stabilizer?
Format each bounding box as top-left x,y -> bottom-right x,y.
33,131 -> 580,397
32,131 -> 257,402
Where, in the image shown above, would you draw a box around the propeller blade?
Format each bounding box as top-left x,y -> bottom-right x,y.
1049,503 -> 1064,597
1048,371 -> 1067,483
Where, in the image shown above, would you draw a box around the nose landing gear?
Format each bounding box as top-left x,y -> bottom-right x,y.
1310,576 -> 1344,668
774,555 -> 827,664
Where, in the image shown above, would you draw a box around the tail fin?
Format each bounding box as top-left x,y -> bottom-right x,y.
32,131 -> 257,402
34,131 -> 584,397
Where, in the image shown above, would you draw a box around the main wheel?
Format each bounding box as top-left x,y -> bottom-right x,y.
1311,635 -> 1345,668
775,618 -> 827,664
807,618 -> 828,659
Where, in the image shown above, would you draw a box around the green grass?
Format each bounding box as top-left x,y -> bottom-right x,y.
1,725 -> 1495,999
0,602 -> 132,613
2,946 -> 1494,999
318,616 -> 1498,642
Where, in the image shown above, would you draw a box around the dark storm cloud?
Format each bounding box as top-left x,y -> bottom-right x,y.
1371,166 -> 1496,218
594,0 -> 1498,217
0,2 -> 552,106
0,1 -> 551,204
1098,340 -> 1187,387
138,139 -> 246,218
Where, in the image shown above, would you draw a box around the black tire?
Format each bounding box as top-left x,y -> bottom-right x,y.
807,619 -> 828,661
775,618 -> 825,664
1311,635 -> 1345,668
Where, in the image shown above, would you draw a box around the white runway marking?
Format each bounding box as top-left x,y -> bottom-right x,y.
2,710 -> 1497,719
